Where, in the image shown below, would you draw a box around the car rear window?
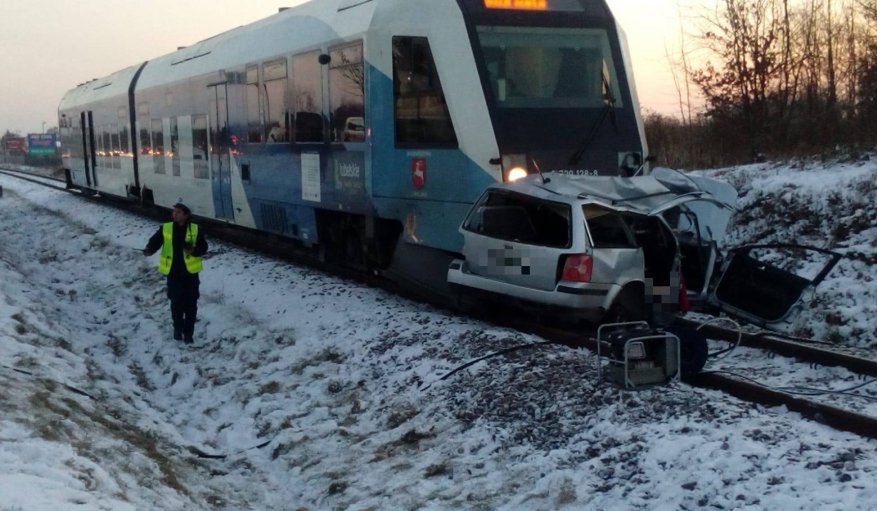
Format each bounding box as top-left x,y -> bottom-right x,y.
465,191 -> 571,248
583,205 -> 637,249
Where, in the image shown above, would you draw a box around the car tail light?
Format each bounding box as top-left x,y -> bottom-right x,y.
561,254 -> 593,283
679,273 -> 691,312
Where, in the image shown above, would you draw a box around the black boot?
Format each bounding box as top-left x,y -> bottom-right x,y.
174,329 -> 183,341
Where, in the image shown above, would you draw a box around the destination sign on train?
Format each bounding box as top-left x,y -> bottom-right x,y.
483,0 -> 548,10
482,0 -> 590,11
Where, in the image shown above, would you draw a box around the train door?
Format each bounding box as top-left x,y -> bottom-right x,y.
87,111 -> 98,187
208,83 -> 234,220
80,112 -> 91,187
327,42 -> 368,211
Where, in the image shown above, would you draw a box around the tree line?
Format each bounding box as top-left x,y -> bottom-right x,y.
646,0 -> 877,169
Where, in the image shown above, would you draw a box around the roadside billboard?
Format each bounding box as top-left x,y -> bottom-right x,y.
4,137 -> 26,154
27,133 -> 57,155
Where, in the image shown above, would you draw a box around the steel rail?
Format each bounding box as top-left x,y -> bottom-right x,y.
0,165 -> 66,182
0,167 -> 69,192
678,318 -> 877,378
691,371 -> 877,440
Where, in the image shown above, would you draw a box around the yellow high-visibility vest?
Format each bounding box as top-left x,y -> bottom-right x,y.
158,222 -> 203,275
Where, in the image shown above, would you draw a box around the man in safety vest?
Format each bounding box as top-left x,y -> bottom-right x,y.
143,202 -> 208,344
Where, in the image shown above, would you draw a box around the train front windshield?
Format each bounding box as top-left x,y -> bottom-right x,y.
476,26 -> 623,110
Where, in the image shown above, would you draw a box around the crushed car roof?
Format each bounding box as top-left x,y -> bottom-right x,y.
502,170 -> 728,215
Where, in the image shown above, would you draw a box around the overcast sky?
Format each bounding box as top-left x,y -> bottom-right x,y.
0,0 -> 698,134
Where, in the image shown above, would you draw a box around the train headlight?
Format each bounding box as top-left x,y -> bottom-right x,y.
502,154 -> 529,182
507,167 -> 528,182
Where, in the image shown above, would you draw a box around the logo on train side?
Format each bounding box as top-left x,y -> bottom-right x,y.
337,162 -> 360,179
333,155 -> 365,198
412,158 -> 427,189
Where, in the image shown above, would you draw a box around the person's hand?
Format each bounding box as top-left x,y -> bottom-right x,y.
184,243 -> 194,255
142,249 -> 151,256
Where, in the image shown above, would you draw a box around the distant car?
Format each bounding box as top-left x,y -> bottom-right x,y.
448,169 -> 841,328
342,117 -> 365,142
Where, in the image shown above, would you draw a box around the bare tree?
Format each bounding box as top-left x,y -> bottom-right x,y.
649,0 -> 877,168
855,0 -> 877,139
828,0 -> 839,105
668,0 -> 698,126
689,0 -> 791,155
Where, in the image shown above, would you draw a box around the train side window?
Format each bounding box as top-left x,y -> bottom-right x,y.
102,127 -> 112,169
74,121 -> 84,160
392,36 -> 457,147
94,127 -> 101,167
263,59 -> 289,143
95,127 -> 104,168
60,114 -> 82,161
151,118 -> 165,174
138,104 -> 151,158
246,65 -> 263,143
291,51 -> 324,143
103,127 -> 110,168
118,107 -> 130,161
170,117 -> 181,176
103,126 -> 110,168
328,41 -> 365,143
192,115 -> 210,179
110,124 -> 121,169
58,116 -> 68,158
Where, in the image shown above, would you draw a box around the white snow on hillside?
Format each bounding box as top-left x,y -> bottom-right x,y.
1,165 -> 877,510
697,157 -> 877,349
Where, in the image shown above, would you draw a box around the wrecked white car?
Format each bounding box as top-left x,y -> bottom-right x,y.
447,169 -> 841,328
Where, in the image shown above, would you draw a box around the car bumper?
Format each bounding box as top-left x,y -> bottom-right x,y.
447,261 -> 620,312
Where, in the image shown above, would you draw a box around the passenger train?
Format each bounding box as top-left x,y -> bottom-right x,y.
58,0 -> 647,279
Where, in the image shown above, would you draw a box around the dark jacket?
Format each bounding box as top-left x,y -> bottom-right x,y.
144,222 -> 208,277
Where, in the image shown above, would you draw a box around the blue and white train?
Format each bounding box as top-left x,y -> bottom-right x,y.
58,0 -> 647,274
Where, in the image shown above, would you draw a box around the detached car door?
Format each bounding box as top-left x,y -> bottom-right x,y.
710,244 -> 842,327
461,190 -> 573,291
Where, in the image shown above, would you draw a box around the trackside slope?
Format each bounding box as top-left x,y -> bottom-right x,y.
696,157 -> 877,349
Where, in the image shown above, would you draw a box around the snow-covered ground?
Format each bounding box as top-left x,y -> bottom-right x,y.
1,162 -> 877,510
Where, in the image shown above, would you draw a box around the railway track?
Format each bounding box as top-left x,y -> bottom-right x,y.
3,165 -> 877,441
684,321 -> 877,439
679,317 -> 877,377
0,166 -> 69,192
515,321 -> 877,441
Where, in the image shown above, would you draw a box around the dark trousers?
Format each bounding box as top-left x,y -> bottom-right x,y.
167,273 -> 200,339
